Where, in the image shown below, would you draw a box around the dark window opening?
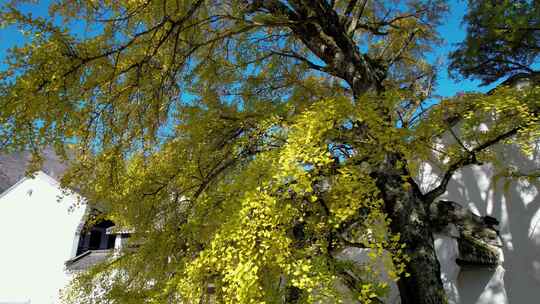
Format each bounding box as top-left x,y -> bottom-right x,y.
89,230 -> 102,249
76,219 -> 116,255
107,234 -> 117,249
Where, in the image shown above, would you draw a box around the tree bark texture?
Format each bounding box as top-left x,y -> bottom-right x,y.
253,0 -> 387,96
375,157 -> 447,304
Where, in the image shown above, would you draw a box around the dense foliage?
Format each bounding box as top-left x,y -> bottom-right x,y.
449,0 -> 540,85
0,1 -> 538,303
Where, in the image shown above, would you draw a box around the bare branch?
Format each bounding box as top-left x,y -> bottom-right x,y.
270,50 -> 330,73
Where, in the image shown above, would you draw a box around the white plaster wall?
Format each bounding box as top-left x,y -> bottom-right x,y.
425,142 -> 540,304
434,228 -> 461,304
0,172 -> 86,304
336,247 -> 401,304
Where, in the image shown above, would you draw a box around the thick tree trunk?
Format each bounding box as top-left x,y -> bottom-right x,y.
395,228 -> 446,304
375,161 -> 447,304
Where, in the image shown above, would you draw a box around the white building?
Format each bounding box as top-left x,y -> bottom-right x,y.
0,172 -> 86,304
0,143 -> 538,303
0,171 -> 126,304
430,142 -> 540,304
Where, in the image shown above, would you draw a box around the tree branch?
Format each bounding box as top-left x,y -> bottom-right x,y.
387,30 -> 418,66
344,0 -> 359,16
423,126 -> 521,203
250,0 -> 387,96
270,50 -> 331,73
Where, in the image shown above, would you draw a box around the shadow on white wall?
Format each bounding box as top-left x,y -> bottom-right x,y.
438,143 -> 540,304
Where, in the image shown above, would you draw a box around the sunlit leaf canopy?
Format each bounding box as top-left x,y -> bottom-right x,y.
0,1 -> 539,303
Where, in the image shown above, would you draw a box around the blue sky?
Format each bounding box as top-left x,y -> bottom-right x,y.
428,1 -> 499,96
0,1 -> 49,71
0,0 -> 496,97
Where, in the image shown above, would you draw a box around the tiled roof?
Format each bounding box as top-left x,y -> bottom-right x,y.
65,249 -> 113,271
456,234 -> 501,267
432,200 -> 503,267
0,148 -> 67,193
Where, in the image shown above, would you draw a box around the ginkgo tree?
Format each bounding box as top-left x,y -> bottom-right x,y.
0,1 -> 538,304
